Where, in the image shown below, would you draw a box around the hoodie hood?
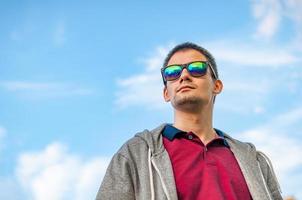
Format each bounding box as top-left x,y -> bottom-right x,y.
135,123 -> 167,155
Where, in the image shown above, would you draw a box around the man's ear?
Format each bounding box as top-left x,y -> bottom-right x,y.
163,86 -> 170,102
213,79 -> 223,95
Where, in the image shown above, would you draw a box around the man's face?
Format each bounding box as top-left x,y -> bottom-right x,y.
163,49 -> 223,112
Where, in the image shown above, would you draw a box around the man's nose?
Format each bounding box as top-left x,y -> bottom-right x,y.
179,68 -> 192,83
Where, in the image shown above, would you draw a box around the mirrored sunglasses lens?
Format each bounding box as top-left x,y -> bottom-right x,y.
164,65 -> 182,81
188,62 -> 207,76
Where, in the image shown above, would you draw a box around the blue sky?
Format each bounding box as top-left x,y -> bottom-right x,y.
0,0 -> 301,199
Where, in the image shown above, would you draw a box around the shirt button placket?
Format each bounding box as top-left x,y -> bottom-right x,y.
203,146 -> 208,159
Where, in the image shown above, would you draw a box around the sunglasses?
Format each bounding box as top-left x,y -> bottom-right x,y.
161,61 -> 218,83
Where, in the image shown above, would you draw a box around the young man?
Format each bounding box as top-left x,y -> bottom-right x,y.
96,42 -> 282,200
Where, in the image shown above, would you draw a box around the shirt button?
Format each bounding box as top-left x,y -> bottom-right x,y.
188,135 -> 193,140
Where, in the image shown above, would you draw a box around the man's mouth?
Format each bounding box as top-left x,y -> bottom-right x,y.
177,85 -> 195,92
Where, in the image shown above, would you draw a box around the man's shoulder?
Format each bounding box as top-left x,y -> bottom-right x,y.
221,129 -> 277,165
220,130 -> 256,150
116,130 -> 149,156
116,123 -> 167,158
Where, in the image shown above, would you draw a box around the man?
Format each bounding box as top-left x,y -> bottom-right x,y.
96,42 -> 282,200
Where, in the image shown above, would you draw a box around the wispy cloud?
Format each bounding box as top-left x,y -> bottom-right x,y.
206,40 -> 299,66
237,107 -> 302,198
0,126 -> 6,138
285,0 -> 302,50
252,0 -> 282,39
53,21 -> 66,47
0,81 -> 94,100
251,0 -> 302,45
9,20 -> 35,42
215,78 -> 274,114
15,142 -> 110,200
115,45 -> 172,109
0,126 -> 6,152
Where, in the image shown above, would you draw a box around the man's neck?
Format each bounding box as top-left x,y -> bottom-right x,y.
173,107 -> 216,145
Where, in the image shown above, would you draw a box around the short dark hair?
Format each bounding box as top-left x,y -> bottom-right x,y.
162,42 -> 219,85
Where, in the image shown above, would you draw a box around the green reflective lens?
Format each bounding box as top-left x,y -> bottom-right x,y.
188,62 -> 207,77
164,65 -> 182,81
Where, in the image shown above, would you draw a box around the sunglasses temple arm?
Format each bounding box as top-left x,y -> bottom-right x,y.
161,69 -> 167,85
208,62 -> 218,80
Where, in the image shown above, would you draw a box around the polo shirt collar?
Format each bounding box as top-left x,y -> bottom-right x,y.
162,124 -> 185,140
162,124 -> 229,147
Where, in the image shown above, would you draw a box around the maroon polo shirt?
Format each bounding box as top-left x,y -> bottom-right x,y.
162,124 -> 252,200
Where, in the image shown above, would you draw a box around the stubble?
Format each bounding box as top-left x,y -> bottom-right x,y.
172,94 -> 204,112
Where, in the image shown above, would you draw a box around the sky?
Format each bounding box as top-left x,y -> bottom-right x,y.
0,0 -> 301,199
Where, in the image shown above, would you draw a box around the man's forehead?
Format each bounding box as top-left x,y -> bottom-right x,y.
167,49 -> 208,66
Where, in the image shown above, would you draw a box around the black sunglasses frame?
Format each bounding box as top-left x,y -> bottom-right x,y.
161,61 -> 218,84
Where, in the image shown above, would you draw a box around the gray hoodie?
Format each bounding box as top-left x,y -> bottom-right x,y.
96,124 -> 282,200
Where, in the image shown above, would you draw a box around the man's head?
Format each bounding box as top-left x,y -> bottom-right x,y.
161,42 -> 223,112
162,42 -> 219,85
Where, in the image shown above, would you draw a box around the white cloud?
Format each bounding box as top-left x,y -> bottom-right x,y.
252,0 -> 282,39
251,0 -> 302,45
223,79 -> 270,94
115,74 -> 166,109
16,142 -> 110,200
237,107 -> 302,198
139,46 -> 172,72
206,40 -> 299,66
115,45 -> 171,109
0,81 -> 93,99
74,159 -> 109,200
215,76 -> 274,114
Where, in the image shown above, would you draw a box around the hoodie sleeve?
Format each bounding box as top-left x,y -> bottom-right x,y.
96,153 -> 135,200
256,151 -> 283,200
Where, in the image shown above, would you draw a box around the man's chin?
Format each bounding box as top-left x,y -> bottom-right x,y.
173,96 -> 202,107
